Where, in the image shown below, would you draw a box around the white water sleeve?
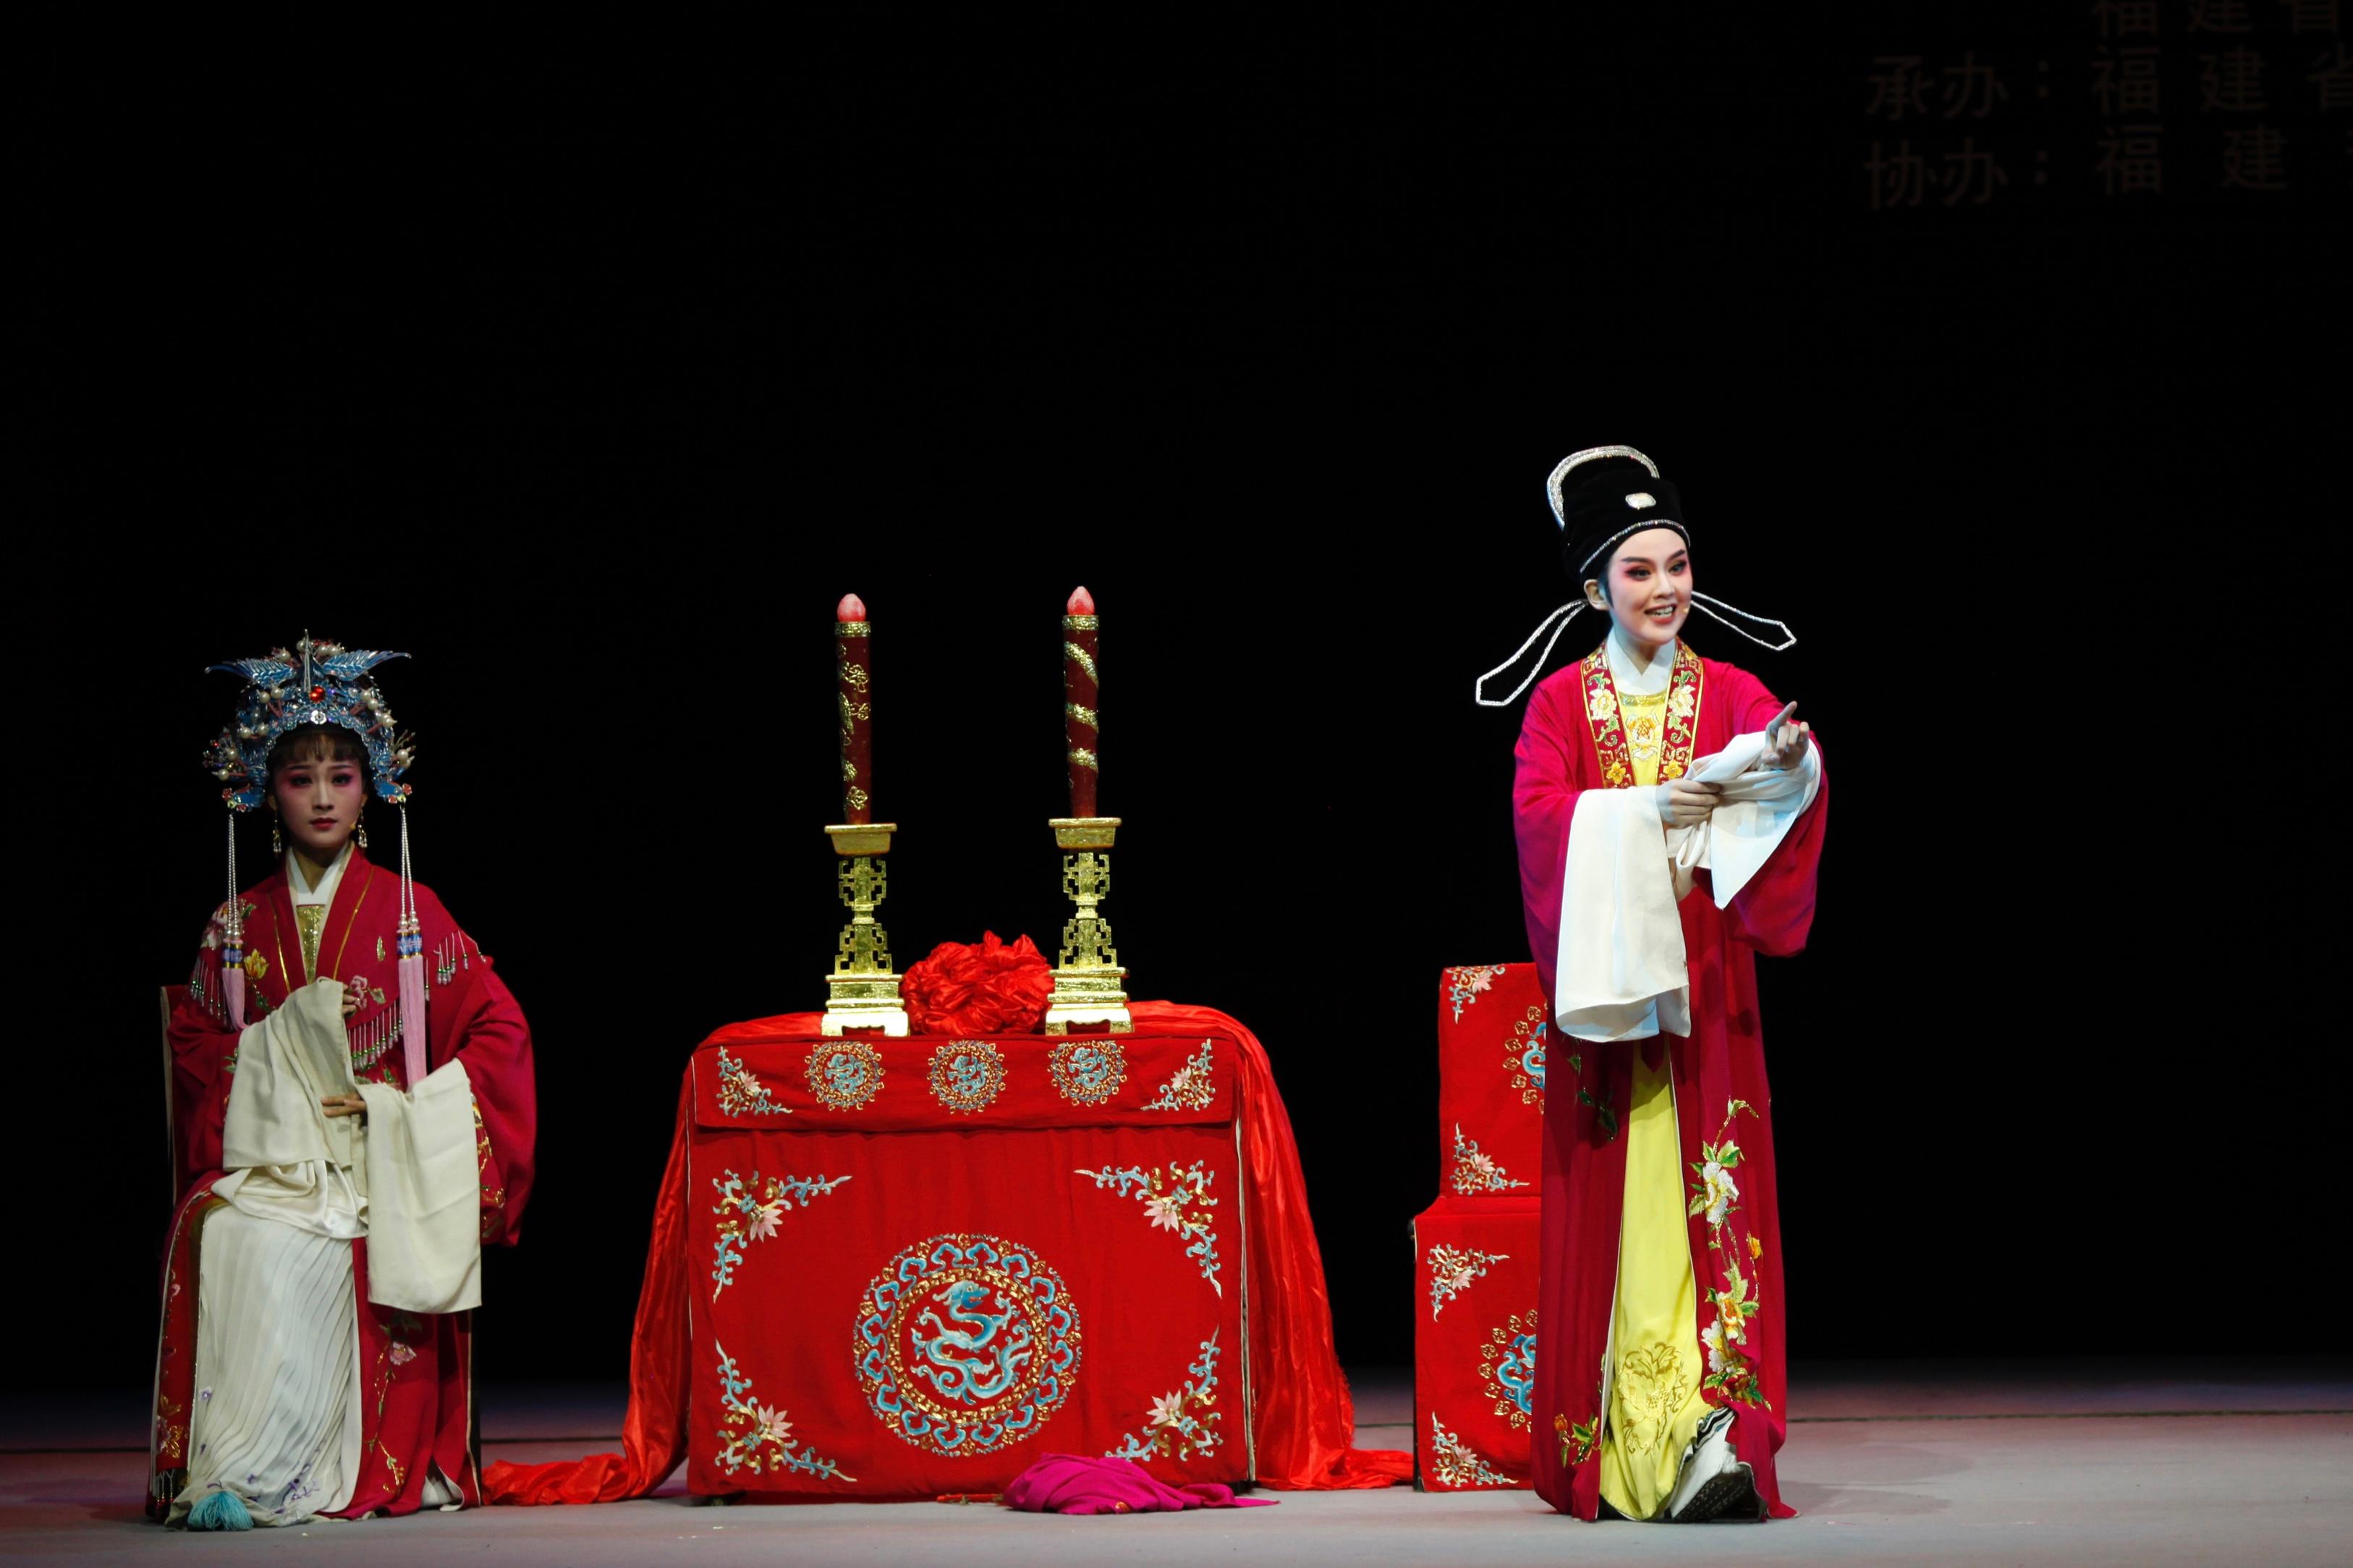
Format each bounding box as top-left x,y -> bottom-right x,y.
214,979 -> 365,1240
1666,731 -> 1823,908
1554,786 -> 1692,1043
358,1060 -> 483,1314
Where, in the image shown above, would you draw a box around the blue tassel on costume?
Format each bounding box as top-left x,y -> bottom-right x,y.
187,1489 -> 253,1530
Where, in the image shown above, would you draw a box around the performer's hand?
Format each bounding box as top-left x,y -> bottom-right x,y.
1655,779 -> 1724,829
1758,702 -> 1810,770
321,1094 -> 367,1119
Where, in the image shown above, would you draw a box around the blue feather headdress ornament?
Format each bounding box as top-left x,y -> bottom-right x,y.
204,635 -> 412,811
200,633 -> 426,1059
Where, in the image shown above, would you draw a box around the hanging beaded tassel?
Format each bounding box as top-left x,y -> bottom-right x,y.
396,803 -> 429,1088
221,808 -> 247,1030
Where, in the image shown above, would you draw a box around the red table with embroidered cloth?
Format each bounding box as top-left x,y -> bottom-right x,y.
483,1001 -> 1409,1508
687,1030 -> 1247,1500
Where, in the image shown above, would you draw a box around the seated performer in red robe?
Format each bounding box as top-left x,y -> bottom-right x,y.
151,637 -> 535,1527
1490,447 -> 1826,1522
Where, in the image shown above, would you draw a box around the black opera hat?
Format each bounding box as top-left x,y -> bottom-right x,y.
1548,446 -> 1690,583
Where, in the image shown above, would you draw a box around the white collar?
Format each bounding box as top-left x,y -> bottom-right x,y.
287,838 -> 354,908
1606,625 -> 1681,696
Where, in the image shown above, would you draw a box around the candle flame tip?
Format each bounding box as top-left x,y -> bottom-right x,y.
1066,585 -> 1095,614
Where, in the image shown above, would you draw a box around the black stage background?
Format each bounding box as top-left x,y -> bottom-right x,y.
17,10 -> 2336,1394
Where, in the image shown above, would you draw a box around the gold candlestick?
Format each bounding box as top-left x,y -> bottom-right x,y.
821,821 -> 910,1036
1043,816 -> 1132,1033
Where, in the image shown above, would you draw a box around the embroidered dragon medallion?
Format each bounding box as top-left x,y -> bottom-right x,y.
804,1038 -> 884,1111
854,1233 -> 1082,1457
1048,1038 -> 1127,1107
927,1041 -> 1006,1115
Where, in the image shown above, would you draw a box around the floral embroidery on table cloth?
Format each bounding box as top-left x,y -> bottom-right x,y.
1141,1040 -> 1218,1111
1104,1331 -> 1224,1462
928,1041 -> 1006,1115
714,1342 -> 855,1482
715,1046 -> 792,1117
852,1233 -> 1082,1457
805,1039 -> 884,1111
1048,1038 -> 1127,1106
710,1169 -> 852,1300
1076,1161 -> 1223,1294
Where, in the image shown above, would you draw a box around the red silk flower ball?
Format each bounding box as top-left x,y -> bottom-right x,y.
902,931 -> 1053,1036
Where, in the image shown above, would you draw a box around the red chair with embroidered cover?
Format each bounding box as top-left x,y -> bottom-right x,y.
1414,963 -> 1548,1491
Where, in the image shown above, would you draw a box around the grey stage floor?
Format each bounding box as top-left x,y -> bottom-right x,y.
4,1360 -> 2346,1565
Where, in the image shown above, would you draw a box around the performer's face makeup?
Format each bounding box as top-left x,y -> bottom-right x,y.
271,747 -> 366,864
1585,527 -> 1692,654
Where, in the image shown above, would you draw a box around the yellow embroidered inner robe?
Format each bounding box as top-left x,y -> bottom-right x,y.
1596,684 -> 1712,1519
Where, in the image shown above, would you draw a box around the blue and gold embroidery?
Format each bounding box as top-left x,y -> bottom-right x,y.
927,1041 -> 1005,1115
1104,1331 -> 1224,1462
1140,1039 -> 1217,1111
1075,1161 -> 1223,1295
713,1342 -> 855,1481
715,1048 -> 792,1117
710,1169 -> 850,1300
853,1234 -> 1082,1457
804,1040 -> 883,1111
1048,1038 -> 1127,1106
1479,1309 -> 1538,1430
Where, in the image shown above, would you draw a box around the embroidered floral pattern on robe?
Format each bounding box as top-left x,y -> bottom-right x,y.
1556,1410 -> 1599,1468
1105,1331 -> 1224,1462
1577,640 -> 1703,787
1690,1100 -> 1768,1408
1076,1161 -> 1223,1295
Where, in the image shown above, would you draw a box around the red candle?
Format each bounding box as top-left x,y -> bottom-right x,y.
1063,586 -> 1099,817
836,594 -> 872,823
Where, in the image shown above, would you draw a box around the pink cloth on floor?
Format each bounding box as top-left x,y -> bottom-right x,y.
999,1455 -> 1279,1514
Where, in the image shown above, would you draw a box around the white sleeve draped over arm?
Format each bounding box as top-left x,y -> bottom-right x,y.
212,975 -> 483,1311
1554,730 -> 1821,1044
357,1061 -> 483,1314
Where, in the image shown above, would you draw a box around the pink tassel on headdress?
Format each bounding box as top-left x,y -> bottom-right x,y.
221,808 -> 248,1030
397,805 -> 429,1089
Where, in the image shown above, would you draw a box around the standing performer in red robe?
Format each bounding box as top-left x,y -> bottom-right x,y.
150,637 -> 535,1527
1485,447 -> 1825,1522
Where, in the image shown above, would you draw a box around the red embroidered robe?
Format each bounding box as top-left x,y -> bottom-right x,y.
150,850 -> 536,1517
1514,643 -> 1826,1520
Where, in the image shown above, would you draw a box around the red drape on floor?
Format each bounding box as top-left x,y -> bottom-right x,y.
484,1003 -> 1407,1503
